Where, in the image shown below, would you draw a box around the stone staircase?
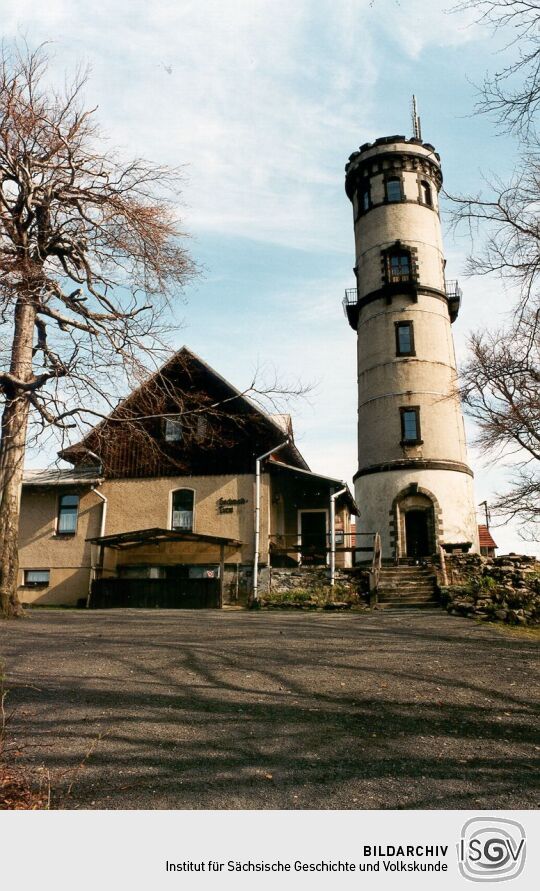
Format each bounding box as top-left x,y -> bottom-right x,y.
376,564 -> 438,609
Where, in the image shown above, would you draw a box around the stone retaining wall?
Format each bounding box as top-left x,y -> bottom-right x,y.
437,554 -> 539,625
258,566 -> 365,595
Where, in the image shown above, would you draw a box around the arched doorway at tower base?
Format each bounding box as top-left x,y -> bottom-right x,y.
405,509 -> 430,559
391,484 -> 442,560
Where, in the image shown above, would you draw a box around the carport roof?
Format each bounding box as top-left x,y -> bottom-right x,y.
86,527 -> 242,549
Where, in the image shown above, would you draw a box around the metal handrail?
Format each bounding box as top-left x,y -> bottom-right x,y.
444,279 -> 462,300
345,282 -> 461,302
370,531 -> 382,602
343,288 -> 358,319
268,531 -> 371,553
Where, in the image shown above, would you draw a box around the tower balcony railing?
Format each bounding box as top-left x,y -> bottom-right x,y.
445,279 -> 462,322
343,281 -> 462,324
343,288 -> 358,315
445,279 -> 462,300
343,288 -> 359,329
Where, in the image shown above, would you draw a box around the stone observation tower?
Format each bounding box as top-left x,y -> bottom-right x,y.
343,130 -> 479,559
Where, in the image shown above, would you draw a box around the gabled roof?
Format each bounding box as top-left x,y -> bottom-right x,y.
270,414 -> 293,436
59,346 -> 309,474
478,525 -> 498,549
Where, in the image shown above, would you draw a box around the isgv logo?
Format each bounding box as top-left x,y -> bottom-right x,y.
458,817 -> 526,882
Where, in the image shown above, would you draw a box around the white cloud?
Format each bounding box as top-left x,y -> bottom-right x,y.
2,0 -> 479,250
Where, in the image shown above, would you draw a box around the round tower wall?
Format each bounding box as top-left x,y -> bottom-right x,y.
355,469 -> 480,559
345,135 -> 479,556
353,205 -> 445,298
356,293 -> 468,467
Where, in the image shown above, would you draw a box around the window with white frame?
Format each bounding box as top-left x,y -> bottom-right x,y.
57,494 -> 79,534
171,488 -> 194,532
24,569 -> 50,586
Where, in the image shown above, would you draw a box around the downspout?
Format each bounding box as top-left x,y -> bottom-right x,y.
253,439 -> 290,602
87,485 -> 108,608
330,486 -> 347,587
93,486 -> 108,539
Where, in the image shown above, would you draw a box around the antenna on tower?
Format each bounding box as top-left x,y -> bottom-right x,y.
411,94 -> 422,141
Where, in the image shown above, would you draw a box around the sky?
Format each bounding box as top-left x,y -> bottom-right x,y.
3,0 -> 536,553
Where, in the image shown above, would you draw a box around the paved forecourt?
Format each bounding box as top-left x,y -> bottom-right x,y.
1,609 -> 538,809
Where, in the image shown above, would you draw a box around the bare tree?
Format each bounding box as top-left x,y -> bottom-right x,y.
450,1 -> 540,538
455,0 -> 540,137
0,44 -> 196,617
449,157 -> 540,318
460,311 -> 540,537
450,2 -> 540,317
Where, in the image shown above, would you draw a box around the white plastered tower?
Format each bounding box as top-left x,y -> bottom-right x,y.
343,134 -> 479,559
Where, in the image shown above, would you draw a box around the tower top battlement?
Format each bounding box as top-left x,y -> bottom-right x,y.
345,136 -> 442,200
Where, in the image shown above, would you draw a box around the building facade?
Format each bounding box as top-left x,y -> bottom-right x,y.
18,349 -> 357,607
343,135 -> 479,560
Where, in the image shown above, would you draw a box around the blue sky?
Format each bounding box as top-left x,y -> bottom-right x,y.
5,0 -> 534,552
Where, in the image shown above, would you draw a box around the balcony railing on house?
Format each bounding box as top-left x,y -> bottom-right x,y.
269,531 -> 376,567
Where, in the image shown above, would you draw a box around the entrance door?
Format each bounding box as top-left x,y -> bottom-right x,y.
405,510 -> 430,559
300,511 -> 327,565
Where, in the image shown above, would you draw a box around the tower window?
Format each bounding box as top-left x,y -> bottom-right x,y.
361,183 -> 371,212
420,180 -> 432,206
400,407 -> 422,445
381,242 -> 417,290
171,488 -> 194,532
388,252 -> 411,283
57,494 -> 79,534
395,321 -> 415,356
164,415 -> 183,442
385,177 -> 402,203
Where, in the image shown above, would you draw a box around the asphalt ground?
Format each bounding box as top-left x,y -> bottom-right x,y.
0,608 -> 538,809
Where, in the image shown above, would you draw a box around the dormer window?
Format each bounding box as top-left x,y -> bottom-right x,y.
164,416 -> 183,442
386,177 -> 402,203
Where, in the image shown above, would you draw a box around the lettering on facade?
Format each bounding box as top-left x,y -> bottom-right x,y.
218,497 -> 248,514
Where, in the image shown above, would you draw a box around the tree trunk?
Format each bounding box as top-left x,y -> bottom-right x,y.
0,294 -> 36,618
